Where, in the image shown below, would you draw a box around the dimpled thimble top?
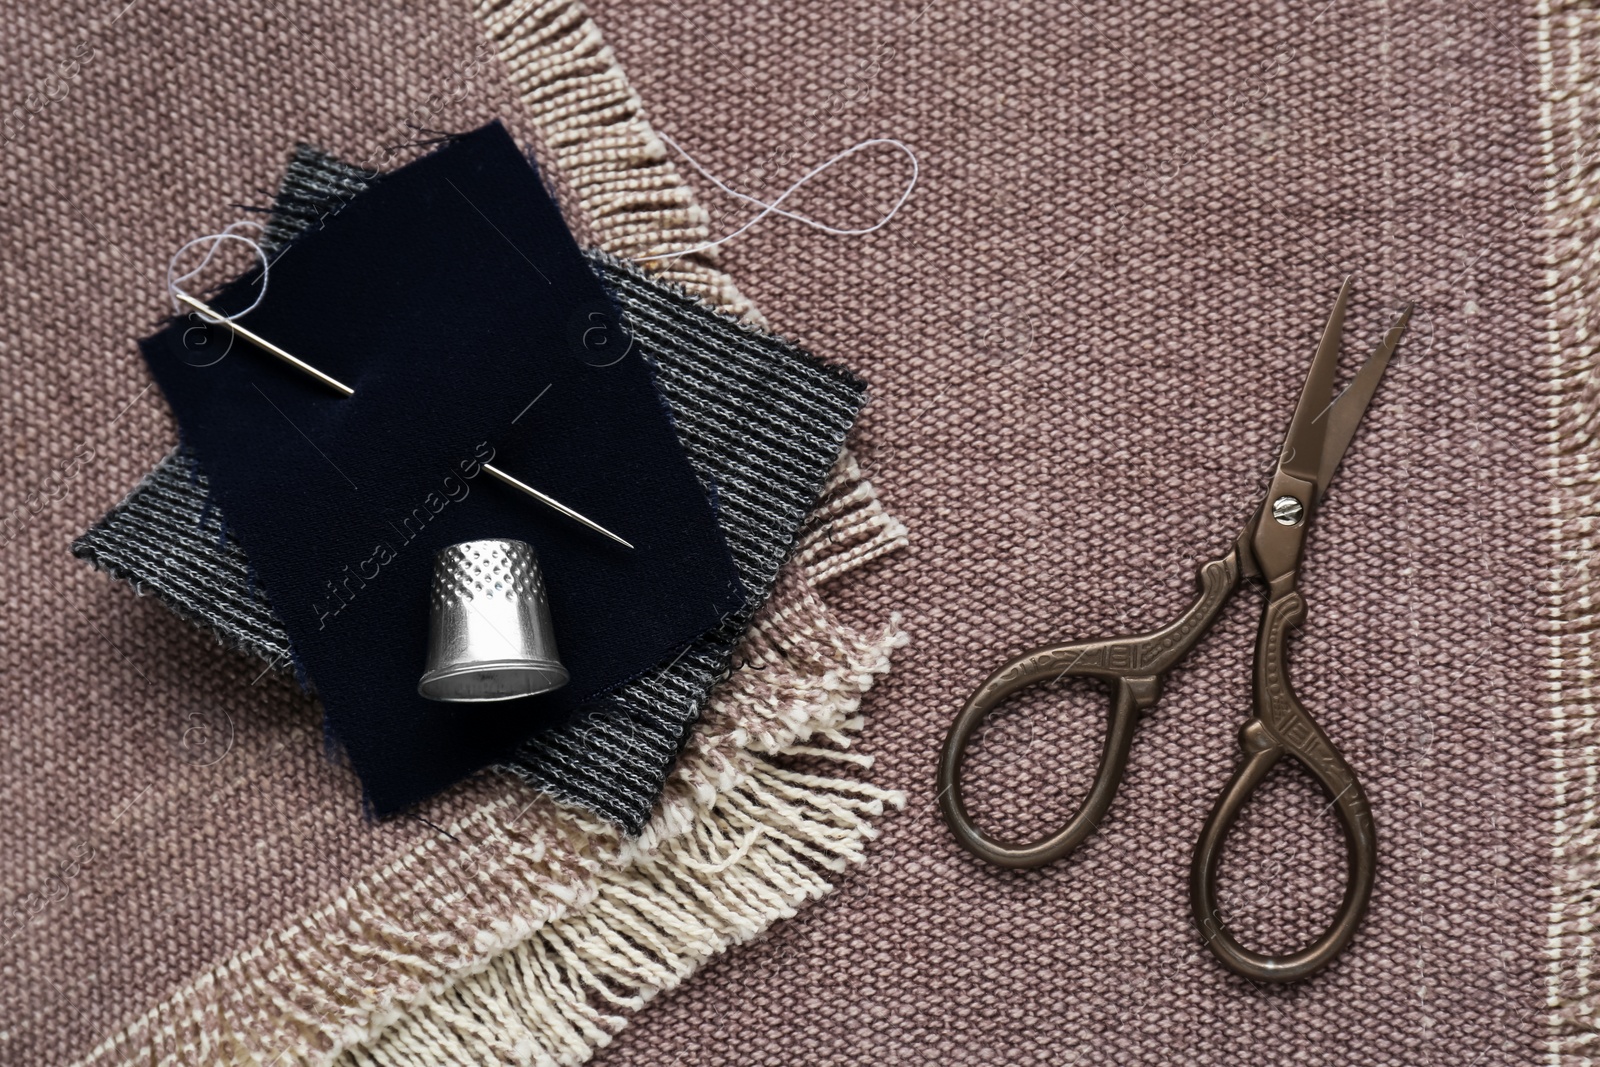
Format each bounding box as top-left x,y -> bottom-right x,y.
418,538 -> 566,703
431,539 -> 546,608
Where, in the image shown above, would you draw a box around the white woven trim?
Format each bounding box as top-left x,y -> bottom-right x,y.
1535,0 -> 1600,1060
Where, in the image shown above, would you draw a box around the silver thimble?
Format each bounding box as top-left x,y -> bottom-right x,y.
417,538 -> 569,702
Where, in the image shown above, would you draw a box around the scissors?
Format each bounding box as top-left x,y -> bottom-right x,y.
936,278 -> 1410,983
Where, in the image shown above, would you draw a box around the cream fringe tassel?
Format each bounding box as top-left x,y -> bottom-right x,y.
474,0 -> 759,318
78,559 -> 907,1067
341,756 -> 901,1067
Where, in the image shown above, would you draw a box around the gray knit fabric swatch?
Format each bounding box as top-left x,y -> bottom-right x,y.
73,147 -> 866,833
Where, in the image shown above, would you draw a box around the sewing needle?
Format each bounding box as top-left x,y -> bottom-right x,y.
173,292 -> 635,550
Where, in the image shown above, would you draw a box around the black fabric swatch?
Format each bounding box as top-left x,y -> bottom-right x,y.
139,123 -> 744,813
78,143 -> 868,833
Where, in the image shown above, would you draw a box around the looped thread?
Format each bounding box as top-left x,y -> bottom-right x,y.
167,220 -> 271,322
636,134 -> 919,263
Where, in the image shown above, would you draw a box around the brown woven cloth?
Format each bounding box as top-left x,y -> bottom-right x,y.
576,0 -> 1561,1064
0,0 -> 1581,1063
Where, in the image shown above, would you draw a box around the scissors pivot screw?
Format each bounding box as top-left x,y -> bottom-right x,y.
1271,495 -> 1305,526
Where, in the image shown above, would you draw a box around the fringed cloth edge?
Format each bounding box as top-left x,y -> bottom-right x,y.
77,528 -> 906,1067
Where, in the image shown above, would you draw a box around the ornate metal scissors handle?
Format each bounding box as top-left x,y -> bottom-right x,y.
1191,582 -> 1376,982
936,551 -> 1239,869
937,280 -> 1406,982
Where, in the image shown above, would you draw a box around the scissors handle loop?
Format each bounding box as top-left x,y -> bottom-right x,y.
1191,590 -> 1377,982
936,552 -> 1240,869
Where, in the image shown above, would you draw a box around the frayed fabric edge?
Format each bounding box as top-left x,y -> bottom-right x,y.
473,0 -> 759,321
341,751 -> 905,1067
73,566 -> 908,1067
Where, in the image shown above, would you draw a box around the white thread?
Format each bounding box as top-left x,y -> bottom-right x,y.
166,220 -> 270,321
636,133 -> 919,263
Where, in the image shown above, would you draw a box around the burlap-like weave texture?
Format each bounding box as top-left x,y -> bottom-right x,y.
0,0 -> 1576,1062
579,0 -> 1556,1063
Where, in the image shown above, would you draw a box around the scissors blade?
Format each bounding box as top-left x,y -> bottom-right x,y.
1315,303 -> 1412,495
1276,277 -> 1352,486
